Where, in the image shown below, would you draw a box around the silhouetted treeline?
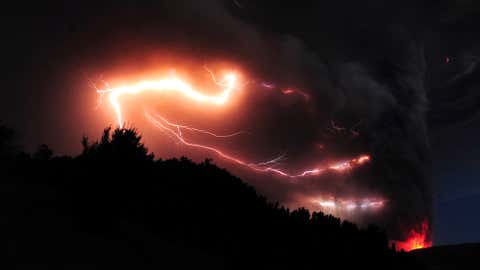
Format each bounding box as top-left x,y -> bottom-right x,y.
1,125 -> 423,269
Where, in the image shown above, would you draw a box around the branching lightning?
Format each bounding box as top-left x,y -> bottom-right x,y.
98,72 -> 237,128
96,69 -> 372,179
151,113 -> 248,138
145,110 -> 370,178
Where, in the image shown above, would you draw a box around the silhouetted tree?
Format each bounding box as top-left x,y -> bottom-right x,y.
80,127 -> 153,162
33,144 -> 53,160
0,125 -> 424,269
0,123 -> 17,160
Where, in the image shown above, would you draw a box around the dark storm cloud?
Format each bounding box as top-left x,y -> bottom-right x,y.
429,52 -> 480,128
244,26 -> 433,239
154,1 -> 436,240
2,0 -> 480,242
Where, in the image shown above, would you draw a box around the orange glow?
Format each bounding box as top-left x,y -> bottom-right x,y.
97,68 -> 371,179
328,155 -> 371,172
98,72 -> 237,128
393,219 -> 432,252
356,155 -> 370,164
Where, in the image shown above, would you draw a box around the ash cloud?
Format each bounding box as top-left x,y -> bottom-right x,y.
131,0 -> 434,240
244,26 -> 432,240
4,0 -> 480,242
429,53 -> 480,128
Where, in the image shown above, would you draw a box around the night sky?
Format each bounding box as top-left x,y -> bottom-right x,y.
1,0 -> 480,245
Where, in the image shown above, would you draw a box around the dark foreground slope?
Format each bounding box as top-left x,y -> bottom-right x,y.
1,127 -> 422,269
412,243 -> 480,270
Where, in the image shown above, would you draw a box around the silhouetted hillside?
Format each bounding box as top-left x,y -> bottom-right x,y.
1,126 -> 422,269
412,243 -> 480,270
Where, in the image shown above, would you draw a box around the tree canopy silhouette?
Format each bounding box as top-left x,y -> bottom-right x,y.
0,123 -> 17,160
81,127 -> 153,162
1,126 -> 424,269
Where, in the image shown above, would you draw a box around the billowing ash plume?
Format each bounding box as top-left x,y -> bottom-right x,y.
249,27 -> 433,242
334,28 -> 432,241
429,53 -> 480,128
142,1 -> 434,241
9,0 -> 467,244
71,0 -> 435,242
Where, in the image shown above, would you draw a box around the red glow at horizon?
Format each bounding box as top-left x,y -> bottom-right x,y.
393,219 -> 432,252
96,68 -> 371,179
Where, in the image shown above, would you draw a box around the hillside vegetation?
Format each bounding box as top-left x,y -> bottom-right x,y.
1,126 -> 422,269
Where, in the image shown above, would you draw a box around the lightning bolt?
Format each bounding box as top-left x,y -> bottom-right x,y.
98,72 -> 237,128
96,69 -> 371,179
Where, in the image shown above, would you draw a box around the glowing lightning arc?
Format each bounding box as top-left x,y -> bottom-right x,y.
151,113 -> 248,138
145,111 -> 370,178
97,71 -> 371,179
98,73 -> 237,128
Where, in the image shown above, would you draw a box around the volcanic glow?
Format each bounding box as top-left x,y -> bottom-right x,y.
393,219 -> 432,252
97,68 -> 371,179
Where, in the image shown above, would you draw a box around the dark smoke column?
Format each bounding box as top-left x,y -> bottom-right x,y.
357,28 -> 432,249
